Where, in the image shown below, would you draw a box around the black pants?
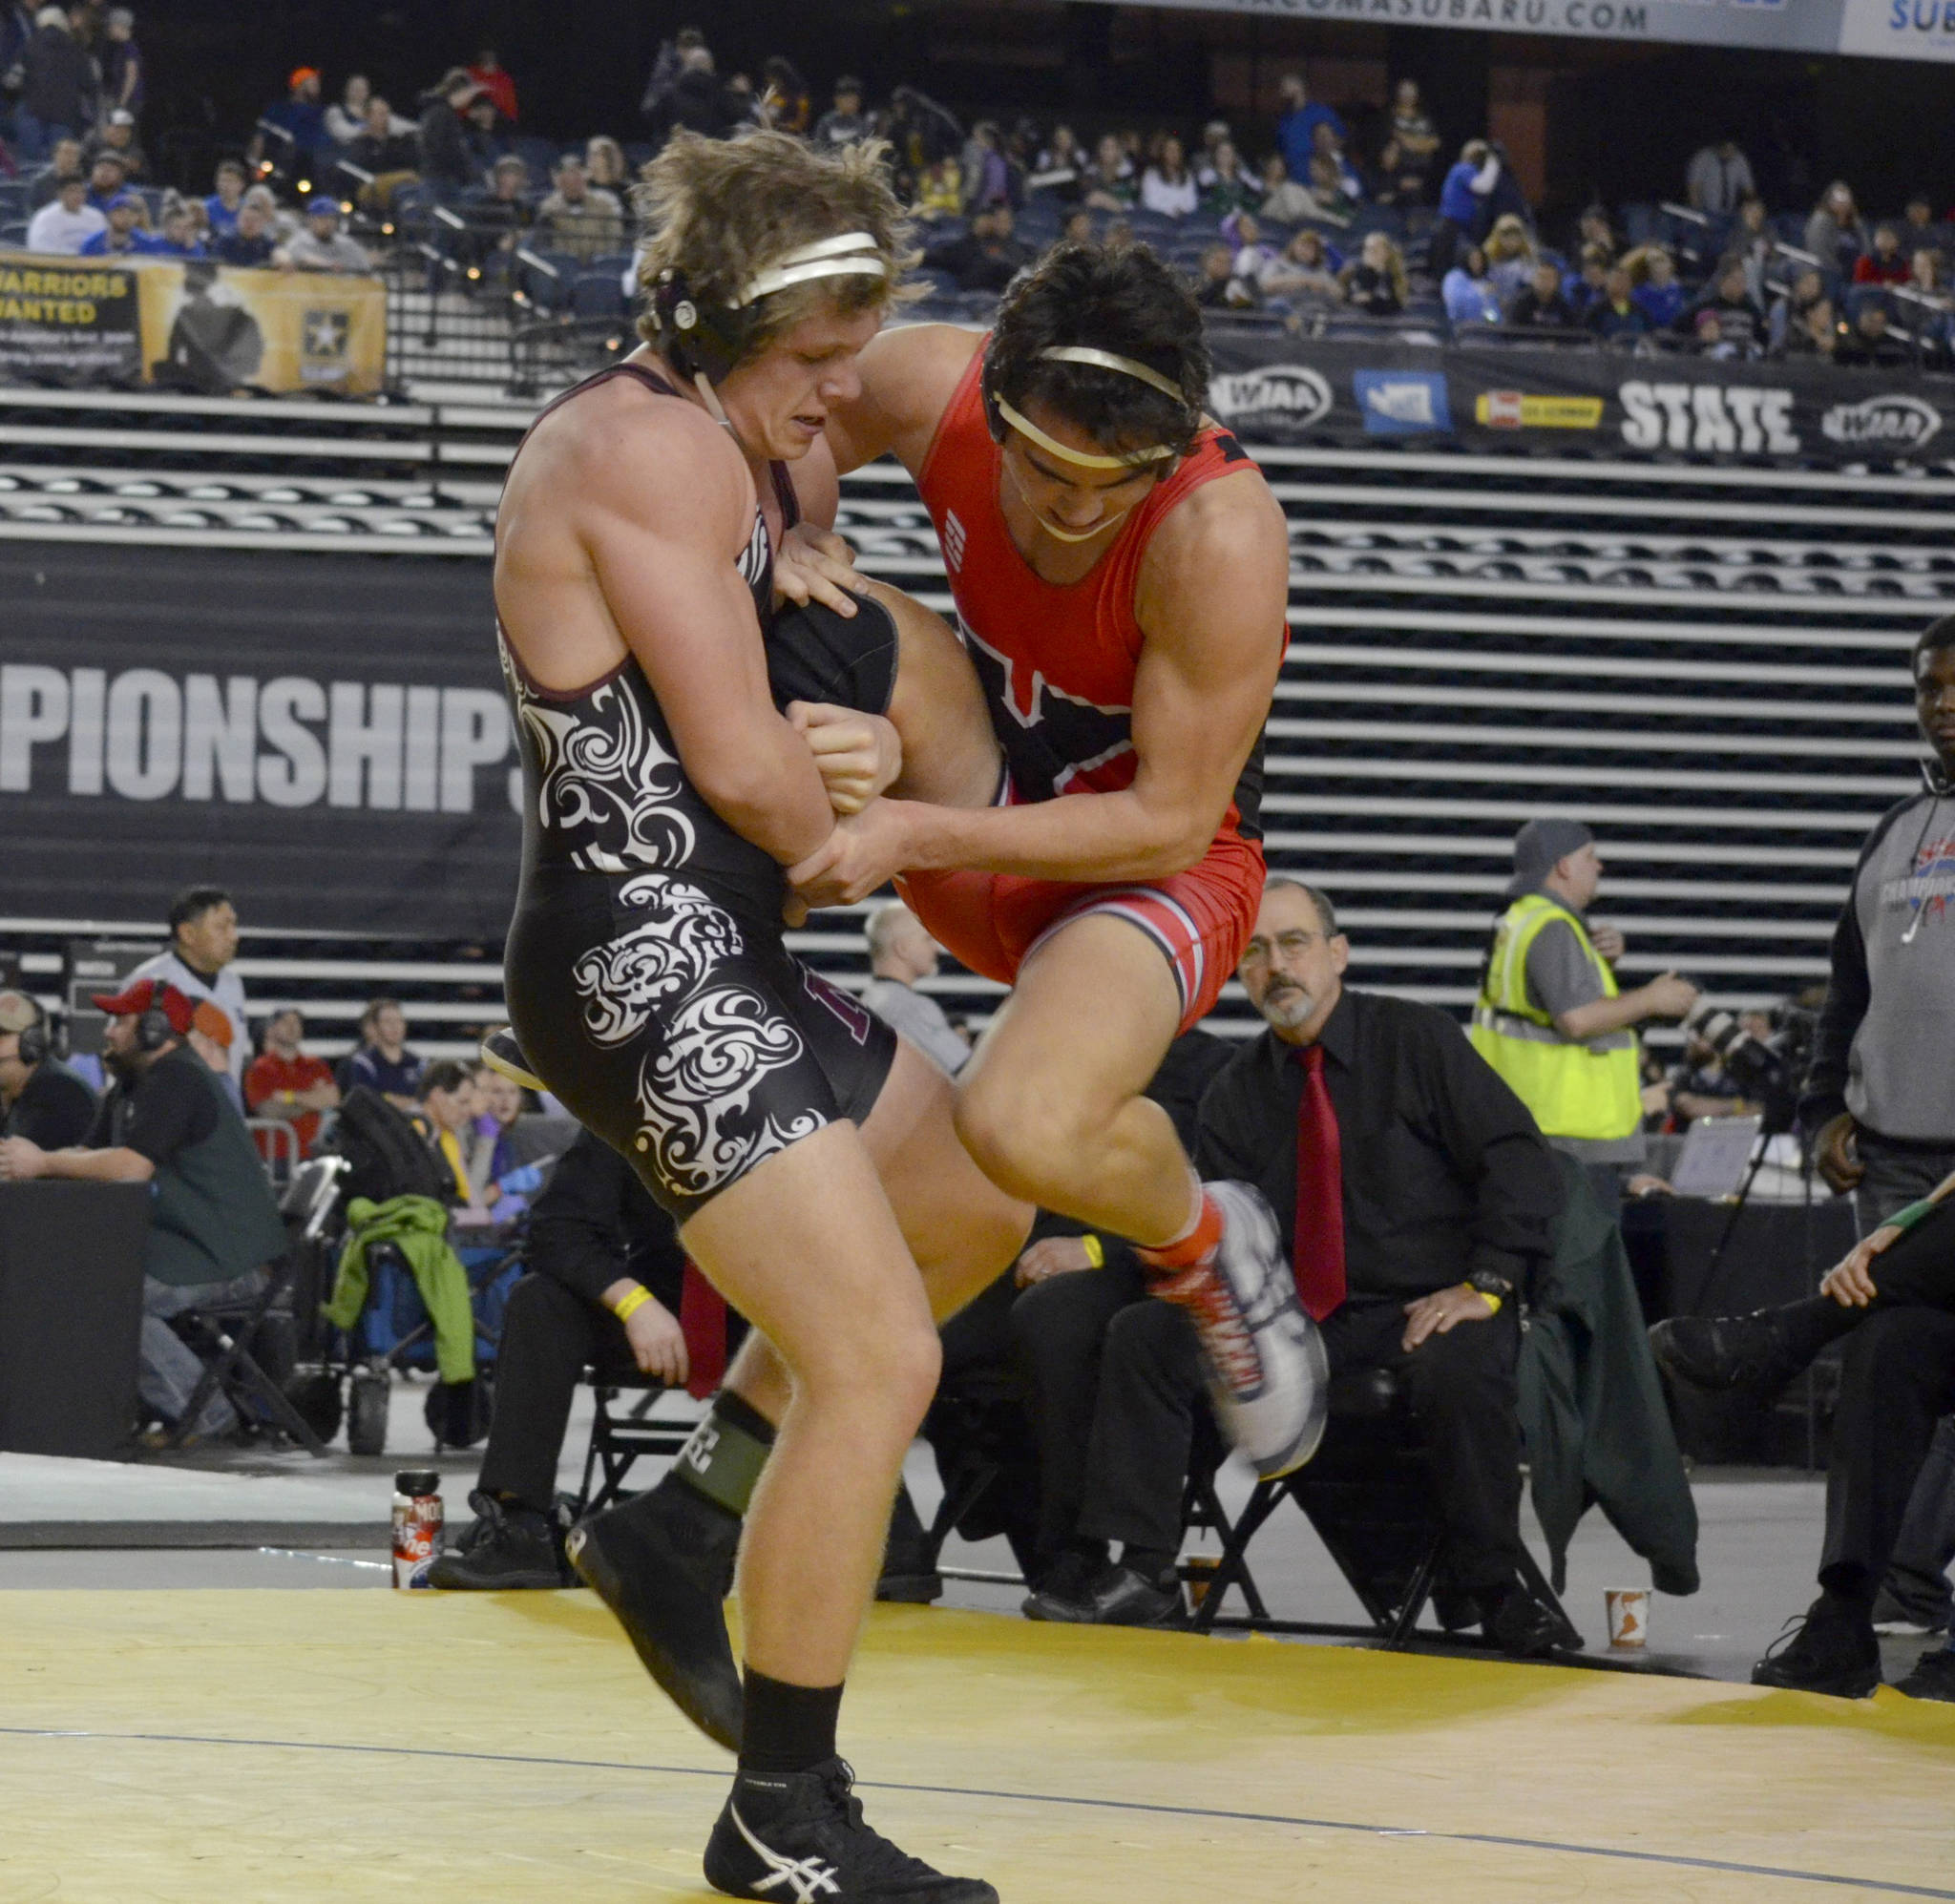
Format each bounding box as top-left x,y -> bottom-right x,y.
1013,1270 -> 1526,1595
477,1272 -> 641,1514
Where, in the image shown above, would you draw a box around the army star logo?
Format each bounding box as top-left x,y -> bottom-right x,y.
304,309 -> 350,357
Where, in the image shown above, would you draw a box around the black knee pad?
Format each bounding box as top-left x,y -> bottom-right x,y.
767,595 -> 900,717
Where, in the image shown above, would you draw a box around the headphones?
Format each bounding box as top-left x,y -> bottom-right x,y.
14,1015 -> 50,1067
136,1005 -> 176,1053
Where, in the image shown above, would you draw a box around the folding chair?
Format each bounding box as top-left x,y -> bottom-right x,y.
164,1249 -> 330,1456
572,1373 -> 698,1517
1187,1367 -> 1578,1649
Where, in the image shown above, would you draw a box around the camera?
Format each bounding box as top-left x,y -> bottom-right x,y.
1680,994 -> 1817,1130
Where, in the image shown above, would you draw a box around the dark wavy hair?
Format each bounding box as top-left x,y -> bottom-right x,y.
985,241 -> 1209,462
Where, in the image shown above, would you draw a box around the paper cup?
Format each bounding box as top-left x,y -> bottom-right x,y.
1605,1587 -> 1650,1648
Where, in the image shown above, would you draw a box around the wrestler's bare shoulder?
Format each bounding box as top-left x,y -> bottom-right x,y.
837,322 -> 983,470
1134,458 -> 1290,648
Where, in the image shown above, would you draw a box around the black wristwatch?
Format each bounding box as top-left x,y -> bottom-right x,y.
1466,1270 -> 1516,1306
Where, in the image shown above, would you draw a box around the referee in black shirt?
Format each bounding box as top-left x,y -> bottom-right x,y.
1027,879 -> 1566,1653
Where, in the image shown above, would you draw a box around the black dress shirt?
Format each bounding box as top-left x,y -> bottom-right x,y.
1194,988 -> 1562,1302
525,1128 -> 686,1311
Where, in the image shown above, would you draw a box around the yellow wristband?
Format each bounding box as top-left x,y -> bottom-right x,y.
1081,1234 -> 1104,1268
612,1286 -> 651,1323
1476,1290 -> 1502,1315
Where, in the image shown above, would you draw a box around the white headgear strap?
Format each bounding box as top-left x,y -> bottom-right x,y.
994,395 -> 1174,471
730,230 -> 890,308
1039,345 -> 1187,403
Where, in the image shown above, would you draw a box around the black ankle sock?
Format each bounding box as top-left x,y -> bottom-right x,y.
670,1390 -> 778,1519
1121,1544 -> 1177,1584
740,1670 -> 844,1778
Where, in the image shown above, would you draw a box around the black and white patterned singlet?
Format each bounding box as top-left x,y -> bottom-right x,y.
498,363 -> 902,1223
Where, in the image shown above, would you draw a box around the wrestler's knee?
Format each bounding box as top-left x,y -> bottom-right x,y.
952,1071 -> 1086,1206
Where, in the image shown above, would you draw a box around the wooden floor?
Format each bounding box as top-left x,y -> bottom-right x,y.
2,1590 -> 1950,1902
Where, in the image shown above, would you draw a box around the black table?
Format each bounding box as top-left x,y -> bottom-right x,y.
0,1181 -> 150,1458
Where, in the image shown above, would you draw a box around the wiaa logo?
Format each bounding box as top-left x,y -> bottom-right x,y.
1821,393 -> 1942,450
1207,365 -> 1333,430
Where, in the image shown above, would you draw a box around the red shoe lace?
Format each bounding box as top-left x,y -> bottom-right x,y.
1150,1258 -> 1262,1395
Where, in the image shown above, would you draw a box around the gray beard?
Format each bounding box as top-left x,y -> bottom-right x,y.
1260,985 -> 1316,1032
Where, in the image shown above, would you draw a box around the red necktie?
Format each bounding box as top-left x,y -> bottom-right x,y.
679,1261 -> 728,1400
1293,1043 -> 1347,1321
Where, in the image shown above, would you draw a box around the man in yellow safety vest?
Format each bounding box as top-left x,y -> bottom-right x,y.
1471,818 -> 1699,1206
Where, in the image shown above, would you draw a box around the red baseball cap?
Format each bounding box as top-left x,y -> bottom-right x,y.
90,977 -> 197,1036
289,65 -> 321,90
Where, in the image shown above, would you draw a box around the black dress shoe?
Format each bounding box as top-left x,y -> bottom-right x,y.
1649,1300 -> 1849,1394
1750,1594 -> 1881,1698
1023,1560 -> 1185,1627
427,1490 -> 568,1589
565,1475 -> 745,1750
1892,1644 -> 1955,1703
1479,1583 -> 1583,1659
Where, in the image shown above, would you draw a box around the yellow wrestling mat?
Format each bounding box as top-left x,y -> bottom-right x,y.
2,1592 -> 1951,1902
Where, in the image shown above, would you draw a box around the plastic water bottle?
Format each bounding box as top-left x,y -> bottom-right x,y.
392,1469 -> 443,1588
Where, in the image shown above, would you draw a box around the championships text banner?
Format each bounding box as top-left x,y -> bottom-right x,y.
1,543 -> 516,939
1087,0 -> 1955,64
1206,334 -> 1955,465
0,251 -> 385,394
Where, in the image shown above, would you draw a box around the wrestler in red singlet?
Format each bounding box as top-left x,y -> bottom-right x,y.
898,340 -> 1280,1032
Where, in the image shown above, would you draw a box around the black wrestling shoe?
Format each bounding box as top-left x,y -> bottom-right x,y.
427,1490 -> 568,1590
1022,1559 -> 1185,1628
1479,1583 -> 1583,1660
1750,1595 -> 1881,1698
1892,1644 -> 1955,1703
1649,1303 -> 1844,1395
565,1476 -> 745,1751
478,1026 -> 546,1094
704,1759 -> 999,1902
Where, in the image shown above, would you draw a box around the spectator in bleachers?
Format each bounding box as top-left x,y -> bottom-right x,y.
1506,256 -> 1577,330
1685,135 -> 1755,217
1082,133 -> 1133,212
1902,193 -> 1938,254
1688,261 -> 1766,354
251,66 -> 327,183
283,195 -> 369,272
82,147 -> 124,209
1776,288 -> 1838,361
1029,122 -> 1082,198
1628,243 -> 1685,329
1264,224 -> 1343,306
913,153 -> 962,220
346,997 -> 423,1110
1059,206 -> 1093,249
1854,223 -> 1910,286
1225,210 -> 1277,285
1276,71 -> 1343,184
1835,297 -> 1910,368
812,73 -> 872,151
341,94 -> 417,209
1717,193 -> 1782,307
326,74 -> 383,147
1482,212 -> 1536,303
759,55 -> 810,136
84,105 -> 141,178
534,151 -> 623,262
1430,136 -> 1501,280
859,903 -> 970,1077
1195,116 -> 1230,178
1193,238 -> 1256,310
1198,138 -> 1256,217
243,1007 -> 338,1161
1805,179 -> 1868,276
1441,242 -> 1503,325
98,7 -> 139,119
26,133 -> 83,205
24,166 -> 100,249
463,151 -> 531,268
461,91 -> 515,176
1308,121 -> 1364,214
1139,134 -> 1197,219
415,68 -> 481,198
215,195 -> 276,265
1566,241 -> 1611,319
922,200 -> 1030,293
1905,247 -> 1953,360
78,187 -> 159,254
645,41 -> 736,149
153,194 -> 200,256
0,990 -> 95,1149
465,45 -> 517,124
16,5 -> 93,164
960,119 -> 1011,212
583,134 -> 628,195
1255,150 -> 1313,224
1339,230 -> 1406,316
1690,307 -> 1744,362
418,1058 -> 499,1216
202,156 -> 245,236
1377,77 -> 1440,206
1585,262 -> 1650,341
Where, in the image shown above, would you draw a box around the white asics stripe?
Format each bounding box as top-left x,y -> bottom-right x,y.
728,1802 -> 842,1902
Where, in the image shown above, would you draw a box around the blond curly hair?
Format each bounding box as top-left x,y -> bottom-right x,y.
633,130 -> 916,360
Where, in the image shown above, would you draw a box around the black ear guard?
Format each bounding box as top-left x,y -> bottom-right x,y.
651,268 -> 752,386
